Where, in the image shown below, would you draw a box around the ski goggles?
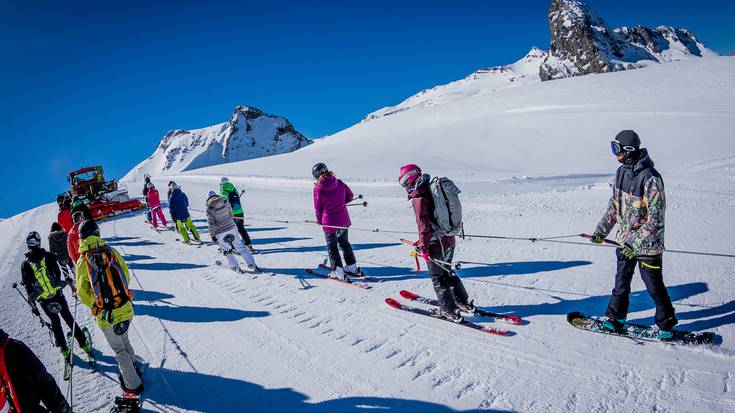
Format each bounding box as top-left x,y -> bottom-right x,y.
610,141 -> 637,156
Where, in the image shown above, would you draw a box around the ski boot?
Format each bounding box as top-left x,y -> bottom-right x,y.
657,329 -> 675,341
111,391 -> 142,413
344,264 -> 364,278
429,308 -> 464,324
457,300 -> 477,314
246,244 -> 257,254
328,267 -> 347,281
600,317 -> 626,333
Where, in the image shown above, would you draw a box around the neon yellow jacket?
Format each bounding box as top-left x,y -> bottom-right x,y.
75,236 -> 134,329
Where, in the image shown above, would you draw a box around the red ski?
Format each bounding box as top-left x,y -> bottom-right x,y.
399,290 -> 522,325
305,269 -> 372,290
385,298 -> 512,336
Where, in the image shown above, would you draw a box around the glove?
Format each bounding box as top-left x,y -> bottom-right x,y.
590,234 -> 604,244
621,244 -> 636,259
211,235 -> 218,243
32,307 -> 41,317
421,250 -> 431,263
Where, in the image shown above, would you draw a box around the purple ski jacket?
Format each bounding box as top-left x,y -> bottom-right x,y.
313,174 -> 354,233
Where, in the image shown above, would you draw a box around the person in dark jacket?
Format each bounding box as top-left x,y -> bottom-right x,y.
591,130 -> 677,339
169,184 -> 200,244
219,177 -> 255,253
70,197 -> 93,221
142,175 -> 152,223
398,164 -> 473,323
0,328 -> 72,413
21,232 -> 90,360
48,222 -> 76,286
312,163 -> 358,280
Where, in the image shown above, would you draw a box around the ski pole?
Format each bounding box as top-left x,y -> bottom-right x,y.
11,283 -> 53,332
578,234 -> 735,258
346,201 -> 368,207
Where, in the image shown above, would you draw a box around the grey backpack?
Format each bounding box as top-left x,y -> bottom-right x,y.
430,177 -> 463,238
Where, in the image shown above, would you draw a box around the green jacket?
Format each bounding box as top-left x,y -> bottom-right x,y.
75,235 -> 134,329
220,182 -> 243,215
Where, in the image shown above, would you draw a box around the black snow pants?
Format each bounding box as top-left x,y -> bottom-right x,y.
40,292 -> 87,352
427,243 -> 470,313
233,212 -> 252,246
605,249 -> 677,330
325,229 -> 356,270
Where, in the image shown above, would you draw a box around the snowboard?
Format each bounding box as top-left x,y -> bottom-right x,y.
567,312 -> 715,345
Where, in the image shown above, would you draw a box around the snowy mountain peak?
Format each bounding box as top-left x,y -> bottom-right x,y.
123,105 -> 311,180
539,0 -> 717,80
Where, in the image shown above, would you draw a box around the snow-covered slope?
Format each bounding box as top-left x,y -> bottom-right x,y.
363,47 -> 547,122
124,105 -> 311,180
540,0 -> 717,80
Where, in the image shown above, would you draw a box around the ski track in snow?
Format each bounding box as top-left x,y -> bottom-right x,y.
2,159 -> 734,412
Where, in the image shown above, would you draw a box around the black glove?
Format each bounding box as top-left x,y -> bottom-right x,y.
211,235 -> 218,243
32,307 -> 41,317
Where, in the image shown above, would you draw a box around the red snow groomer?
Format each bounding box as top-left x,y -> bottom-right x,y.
58,165 -> 145,220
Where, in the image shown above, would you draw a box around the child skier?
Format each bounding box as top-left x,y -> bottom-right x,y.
312,163 -> 360,280
75,219 -> 145,401
219,177 -> 255,253
20,231 -> 91,364
206,191 -> 260,273
590,130 -> 677,339
48,222 -> 76,284
145,182 -> 168,230
169,183 -> 200,244
0,328 -> 72,413
398,164 -> 474,323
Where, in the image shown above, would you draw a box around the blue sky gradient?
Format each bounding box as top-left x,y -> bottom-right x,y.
1,0 -> 733,216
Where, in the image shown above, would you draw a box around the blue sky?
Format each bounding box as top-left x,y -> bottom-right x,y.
1,0 -> 733,217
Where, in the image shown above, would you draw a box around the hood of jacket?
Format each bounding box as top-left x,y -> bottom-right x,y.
78,235 -> 107,253
220,182 -> 236,194
207,194 -> 229,210
407,174 -> 431,199
315,174 -> 339,191
632,148 -> 654,174
49,230 -> 67,242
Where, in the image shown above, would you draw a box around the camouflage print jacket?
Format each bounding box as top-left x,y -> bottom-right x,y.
594,149 -> 665,256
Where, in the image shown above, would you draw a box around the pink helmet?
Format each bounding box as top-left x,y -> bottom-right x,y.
398,164 -> 421,189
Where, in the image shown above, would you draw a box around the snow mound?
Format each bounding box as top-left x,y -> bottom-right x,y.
124,106 -> 311,181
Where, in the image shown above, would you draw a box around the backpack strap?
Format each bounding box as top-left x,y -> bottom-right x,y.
28,258 -> 59,300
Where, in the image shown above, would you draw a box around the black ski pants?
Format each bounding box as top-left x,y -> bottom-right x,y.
40,293 -> 86,351
605,249 -> 677,330
234,212 -> 252,246
427,243 -> 470,313
325,229 -> 356,270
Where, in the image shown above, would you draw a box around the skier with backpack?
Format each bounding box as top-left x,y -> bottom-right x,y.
219,177 -> 255,253
145,182 -> 168,230
590,130 -> 678,340
312,163 -> 360,280
67,211 -> 85,265
398,164 -> 474,323
74,219 -> 145,404
169,183 -> 200,244
206,191 -> 260,273
49,222 -> 76,285
20,231 -> 91,369
0,328 -> 72,413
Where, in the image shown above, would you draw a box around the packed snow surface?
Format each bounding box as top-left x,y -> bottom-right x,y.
1,58 -> 734,412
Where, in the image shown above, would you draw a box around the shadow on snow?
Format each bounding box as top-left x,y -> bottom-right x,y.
128,262 -> 208,271
135,304 -> 269,323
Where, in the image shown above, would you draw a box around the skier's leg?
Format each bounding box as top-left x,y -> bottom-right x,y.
605,248 -> 637,320
151,207 -> 158,228
102,323 -> 142,391
234,213 -> 252,246
428,244 -> 459,313
159,208 -> 168,226
442,246 -> 470,305
324,231 -> 343,270
56,294 -> 87,347
231,231 -> 255,266
336,229 -> 357,267
638,255 -> 677,330
217,230 -> 242,268
41,300 -> 67,350
185,217 -> 200,240
176,220 -> 190,243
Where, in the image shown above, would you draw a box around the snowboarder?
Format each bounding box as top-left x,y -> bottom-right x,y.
67,211 -> 85,265
49,222 -> 76,284
169,183 -> 200,244
312,163 -> 360,280
590,130 -> 678,339
20,231 -> 91,364
219,177 -> 255,253
206,190 -> 260,272
57,198 -> 73,233
398,164 -> 474,323
0,328 -> 72,413
145,182 -> 168,229
71,196 -> 93,221
75,219 -> 145,399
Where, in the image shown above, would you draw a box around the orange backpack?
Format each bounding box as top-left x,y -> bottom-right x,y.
83,245 -> 133,323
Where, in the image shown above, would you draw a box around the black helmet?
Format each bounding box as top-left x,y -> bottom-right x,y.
72,211 -> 85,224
79,219 -> 100,239
611,130 -> 641,165
312,163 -> 328,180
26,231 -> 42,247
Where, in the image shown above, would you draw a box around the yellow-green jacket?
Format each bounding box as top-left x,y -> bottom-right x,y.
75,235 -> 134,329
